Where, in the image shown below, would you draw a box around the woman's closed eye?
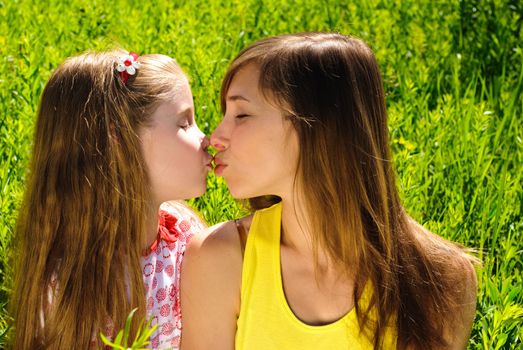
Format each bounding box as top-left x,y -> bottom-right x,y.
235,114 -> 250,119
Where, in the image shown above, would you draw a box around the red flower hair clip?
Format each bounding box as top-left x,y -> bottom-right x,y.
116,52 -> 141,84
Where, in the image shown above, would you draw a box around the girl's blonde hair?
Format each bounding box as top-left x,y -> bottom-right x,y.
10,50 -> 186,349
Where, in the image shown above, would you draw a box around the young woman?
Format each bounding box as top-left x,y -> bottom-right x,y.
181,33 -> 478,349
10,50 -> 212,349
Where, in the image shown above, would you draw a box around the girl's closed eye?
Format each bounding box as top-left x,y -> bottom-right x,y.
178,108 -> 194,130
178,115 -> 194,130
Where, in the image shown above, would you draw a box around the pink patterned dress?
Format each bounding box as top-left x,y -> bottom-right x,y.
141,201 -> 204,349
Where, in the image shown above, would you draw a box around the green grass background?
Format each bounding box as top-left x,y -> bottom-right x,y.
1,0 -> 522,348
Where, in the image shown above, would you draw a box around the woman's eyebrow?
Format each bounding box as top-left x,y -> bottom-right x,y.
227,95 -> 250,102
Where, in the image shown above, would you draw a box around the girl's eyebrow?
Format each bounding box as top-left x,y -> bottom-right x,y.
178,107 -> 193,119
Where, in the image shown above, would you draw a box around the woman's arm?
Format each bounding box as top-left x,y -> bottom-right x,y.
445,258 -> 478,350
417,249 -> 478,350
409,217 -> 479,350
180,221 -> 243,350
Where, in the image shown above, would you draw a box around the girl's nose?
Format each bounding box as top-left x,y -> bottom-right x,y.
201,135 -> 210,152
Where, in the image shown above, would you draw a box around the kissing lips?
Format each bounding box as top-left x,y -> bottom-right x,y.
214,164 -> 228,176
205,155 -> 213,172
214,158 -> 228,176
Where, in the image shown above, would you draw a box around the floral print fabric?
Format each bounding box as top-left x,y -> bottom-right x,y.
141,202 -> 204,349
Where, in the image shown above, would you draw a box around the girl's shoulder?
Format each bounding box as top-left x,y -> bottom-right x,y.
143,201 -> 206,257
160,201 -> 206,234
160,201 -> 206,238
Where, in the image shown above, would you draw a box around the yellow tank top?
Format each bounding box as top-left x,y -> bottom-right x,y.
235,202 -> 397,349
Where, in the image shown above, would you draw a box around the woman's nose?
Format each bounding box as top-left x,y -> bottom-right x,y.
210,122 -> 229,151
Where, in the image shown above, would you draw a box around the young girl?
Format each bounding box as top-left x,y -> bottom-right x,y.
181,33 -> 479,349
10,50 -> 212,349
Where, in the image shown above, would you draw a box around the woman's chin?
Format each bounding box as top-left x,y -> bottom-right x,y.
227,187 -> 258,200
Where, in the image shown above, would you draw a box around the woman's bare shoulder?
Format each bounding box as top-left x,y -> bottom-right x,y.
180,216 -> 253,349
187,215 -> 253,252
181,214 -> 255,305
188,214 -> 253,248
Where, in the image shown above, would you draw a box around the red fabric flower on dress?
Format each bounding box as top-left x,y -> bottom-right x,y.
144,209 -> 181,256
158,209 -> 181,243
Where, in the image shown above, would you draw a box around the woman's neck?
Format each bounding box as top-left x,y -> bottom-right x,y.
280,194 -> 315,258
279,194 -> 345,276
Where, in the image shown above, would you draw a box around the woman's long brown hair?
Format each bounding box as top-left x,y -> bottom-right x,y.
221,33 -> 479,349
10,50 -> 186,349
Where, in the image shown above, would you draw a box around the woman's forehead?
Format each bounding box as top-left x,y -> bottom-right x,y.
228,65 -> 260,96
